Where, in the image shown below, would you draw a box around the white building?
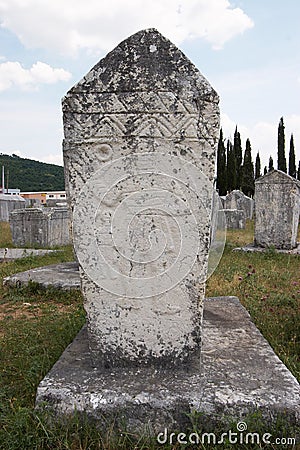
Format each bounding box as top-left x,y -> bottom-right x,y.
0,188 -> 21,195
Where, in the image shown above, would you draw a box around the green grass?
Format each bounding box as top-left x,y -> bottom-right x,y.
0,222 -> 13,248
0,221 -> 299,449
206,220 -> 300,381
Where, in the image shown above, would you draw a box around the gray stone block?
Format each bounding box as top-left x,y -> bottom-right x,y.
224,190 -> 254,220
63,28 -> 219,368
0,248 -> 59,261
233,243 -> 300,255
222,209 -> 245,229
254,170 -> 300,249
3,262 -> 80,290
10,207 -> 71,248
0,193 -> 25,222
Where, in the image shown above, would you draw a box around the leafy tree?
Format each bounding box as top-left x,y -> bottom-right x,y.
288,134 -> 296,178
226,139 -> 236,192
255,152 -> 261,179
241,138 -> 254,197
216,128 -> 227,195
0,154 -> 64,191
277,117 -> 287,172
233,126 -> 243,189
269,156 -> 274,172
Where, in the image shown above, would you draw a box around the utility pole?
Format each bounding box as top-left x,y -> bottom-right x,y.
2,166 -> 4,194
6,168 -> 9,193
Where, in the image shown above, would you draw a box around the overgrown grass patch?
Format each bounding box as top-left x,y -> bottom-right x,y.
206,223 -> 300,382
1,305 -> 85,405
0,244 -> 75,285
0,222 -> 13,248
224,219 -> 255,247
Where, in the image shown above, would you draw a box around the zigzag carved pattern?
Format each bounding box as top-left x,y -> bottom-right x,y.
93,114 -> 199,138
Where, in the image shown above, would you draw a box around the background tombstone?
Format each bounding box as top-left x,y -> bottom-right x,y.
10,207 -> 71,248
63,28 -> 219,368
222,208 -> 245,229
254,170 -> 300,249
0,193 -> 25,222
224,189 -> 254,220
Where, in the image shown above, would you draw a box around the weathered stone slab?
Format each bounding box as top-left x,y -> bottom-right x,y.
63,29 -> 220,368
0,194 -> 25,222
36,296 -> 300,433
3,262 -> 80,290
233,243 -> 300,254
224,190 -> 254,219
222,209 -> 245,229
0,248 -> 59,261
10,207 -> 71,248
254,170 -> 300,249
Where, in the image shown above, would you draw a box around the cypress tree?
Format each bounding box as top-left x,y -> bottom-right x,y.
241,138 -> 255,197
288,134 -> 296,178
255,152 -> 261,179
297,161 -> 300,181
216,128 -> 227,195
277,117 -> 287,172
233,126 -> 243,189
269,156 -> 274,172
263,166 -> 267,175
226,139 -> 236,192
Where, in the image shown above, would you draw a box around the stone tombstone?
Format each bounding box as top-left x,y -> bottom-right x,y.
0,194 -> 25,222
222,209 -> 245,229
224,190 -> 254,219
63,29 -> 219,368
10,207 -> 71,248
254,170 -> 300,249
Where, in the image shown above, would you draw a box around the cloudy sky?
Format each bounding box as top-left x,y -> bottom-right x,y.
0,0 -> 299,171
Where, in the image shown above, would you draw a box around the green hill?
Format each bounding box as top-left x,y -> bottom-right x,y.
0,153 -> 65,192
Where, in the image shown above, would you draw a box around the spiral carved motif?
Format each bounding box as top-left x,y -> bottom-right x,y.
73,151 -> 225,298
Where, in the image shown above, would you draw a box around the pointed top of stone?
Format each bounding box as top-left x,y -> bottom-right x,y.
256,169 -> 300,186
65,28 -> 218,100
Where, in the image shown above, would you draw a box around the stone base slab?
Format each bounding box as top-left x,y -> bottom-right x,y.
233,243 -> 300,254
3,261 -> 80,290
36,297 -> 300,434
0,248 -> 60,261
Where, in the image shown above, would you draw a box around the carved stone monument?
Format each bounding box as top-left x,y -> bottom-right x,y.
10,207 -> 71,248
36,30 -> 300,435
224,189 -> 254,220
255,170 -> 300,249
222,208 -> 245,229
0,193 -> 25,222
63,28 -> 219,368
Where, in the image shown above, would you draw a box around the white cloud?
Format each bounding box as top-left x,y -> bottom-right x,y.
0,61 -> 71,91
0,97 -> 64,164
220,112 -> 249,142
40,153 -> 63,166
0,0 -> 254,56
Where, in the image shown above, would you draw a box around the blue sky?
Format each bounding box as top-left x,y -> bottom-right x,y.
0,0 -> 299,171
